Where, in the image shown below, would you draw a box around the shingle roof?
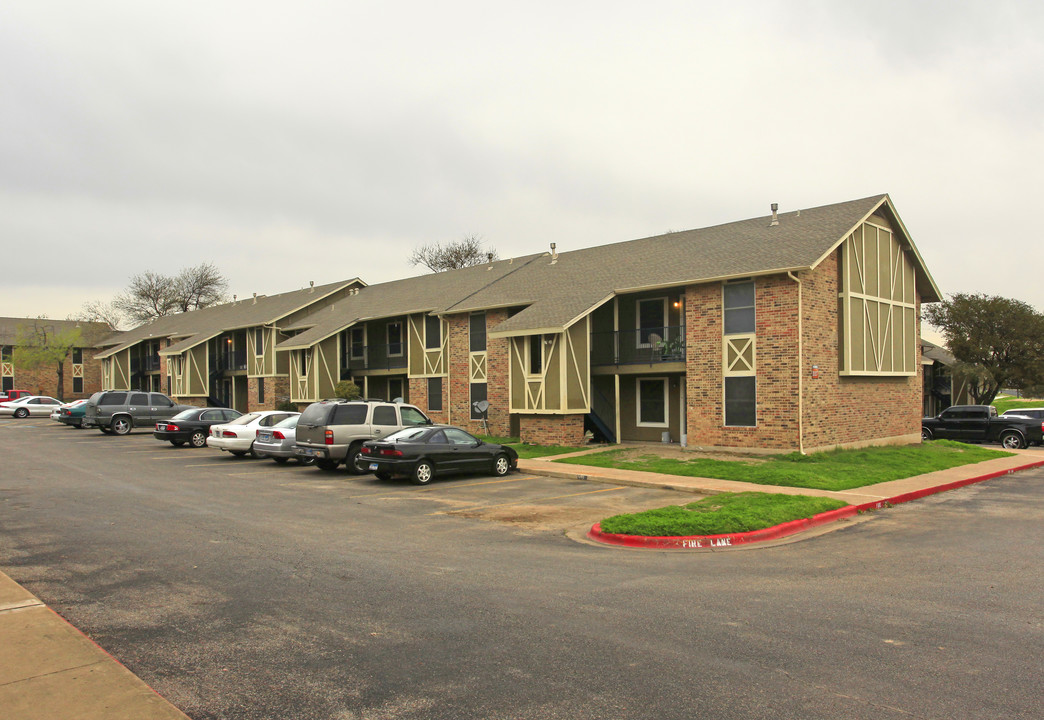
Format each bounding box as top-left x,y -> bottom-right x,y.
0,317 -> 113,347
95,279 -> 361,359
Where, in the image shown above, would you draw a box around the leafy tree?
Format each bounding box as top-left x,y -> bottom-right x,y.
12,320 -> 83,400
409,235 -> 498,272
923,293 -> 1044,404
333,380 -> 361,401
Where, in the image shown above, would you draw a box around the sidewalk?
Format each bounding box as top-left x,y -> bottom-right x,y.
0,571 -> 189,720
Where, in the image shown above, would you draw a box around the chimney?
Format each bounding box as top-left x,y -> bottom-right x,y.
550,242 -> 558,264
770,203 -> 779,226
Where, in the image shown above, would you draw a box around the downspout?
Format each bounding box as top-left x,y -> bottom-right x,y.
788,272 -> 805,455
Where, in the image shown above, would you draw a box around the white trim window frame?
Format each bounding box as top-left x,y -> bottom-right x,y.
636,376 -> 669,428
526,335 -> 546,378
636,297 -> 668,348
350,326 -> 366,360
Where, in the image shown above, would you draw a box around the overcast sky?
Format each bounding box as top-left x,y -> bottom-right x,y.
3,1 -> 1043,328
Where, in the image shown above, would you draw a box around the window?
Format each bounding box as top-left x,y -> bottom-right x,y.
429,430 -> 448,444
72,347 -> 83,364
255,328 -> 264,356
1,346 -> 11,362
331,404 -> 368,425
388,378 -> 404,402
201,410 -> 221,421
470,383 -> 487,420
148,393 -> 172,407
425,315 -> 442,350
387,322 -> 403,356
725,376 -> 756,427
637,378 -> 668,427
73,377 -> 83,393
427,377 -> 443,411
400,406 -> 430,426
527,336 -> 544,375
445,428 -> 477,445
637,298 -> 667,346
257,377 -> 265,404
723,281 -> 755,335
350,328 -> 365,359
130,393 -> 148,405
470,313 -> 486,352
373,405 -> 397,426
2,378 -> 11,392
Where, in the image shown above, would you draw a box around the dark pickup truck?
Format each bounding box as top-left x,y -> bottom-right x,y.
921,405 -> 1044,450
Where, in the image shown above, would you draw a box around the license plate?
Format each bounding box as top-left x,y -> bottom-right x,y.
369,463 -> 379,471
300,448 -> 323,458
258,432 -> 271,442
157,424 -> 167,431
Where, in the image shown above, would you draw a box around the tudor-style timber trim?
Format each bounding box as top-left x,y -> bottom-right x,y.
507,318 -> 590,414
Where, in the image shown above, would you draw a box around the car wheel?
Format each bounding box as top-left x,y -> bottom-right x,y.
248,442 -> 259,459
316,459 -> 338,471
493,454 -> 511,477
13,408 -> 28,418
411,460 -> 434,486
99,426 -> 114,435
345,444 -> 364,475
190,431 -> 208,448
111,416 -> 132,435
170,440 -> 186,447
272,457 -> 289,464
920,427 -> 932,441
375,471 -> 392,481
230,450 -> 247,457
298,456 -> 316,466
1000,431 -> 1025,450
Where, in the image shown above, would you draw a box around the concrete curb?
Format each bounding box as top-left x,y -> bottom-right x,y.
586,459 -> 1044,550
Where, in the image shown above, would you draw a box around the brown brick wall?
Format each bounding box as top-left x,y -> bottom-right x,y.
800,251 -> 922,450
409,376 -> 449,425
7,349 -> 103,401
246,375 -> 290,412
445,310 -> 512,437
519,414 -> 584,446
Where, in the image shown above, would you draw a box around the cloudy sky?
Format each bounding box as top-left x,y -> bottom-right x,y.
3,1 -> 1043,327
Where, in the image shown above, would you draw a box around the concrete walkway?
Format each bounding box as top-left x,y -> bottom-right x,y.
4,447 -> 1043,718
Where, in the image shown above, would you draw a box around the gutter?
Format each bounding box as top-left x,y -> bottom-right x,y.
788,272 -> 805,455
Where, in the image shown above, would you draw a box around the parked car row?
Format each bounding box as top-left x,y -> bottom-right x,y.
921,404 -> 1044,449
30,391 -> 520,486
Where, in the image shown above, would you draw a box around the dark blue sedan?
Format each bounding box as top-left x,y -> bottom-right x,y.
360,425 -> 518,485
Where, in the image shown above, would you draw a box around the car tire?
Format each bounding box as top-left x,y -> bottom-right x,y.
272,457 -> 289,464
99,426 -> 114,435
297,457 -> 316,466
190,431 -> 208,448
316,459 -> 338,471
248,442 -> 259,459
13,408 -> 28,418
921,427 -> 933,441
493,454 -> 511,477
170,440 -> 186,447
111,416 -> 132,435
1000,431 -> 1025,450
230,450 -> 247,457
375,471 -> 392,481
411,460 -> 434,485
345,444 -> 364,475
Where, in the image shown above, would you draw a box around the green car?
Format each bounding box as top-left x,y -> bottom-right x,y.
55,399 -> 89,428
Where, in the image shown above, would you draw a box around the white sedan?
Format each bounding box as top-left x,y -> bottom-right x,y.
206,410 -> 299,457
0,396 -> 63,418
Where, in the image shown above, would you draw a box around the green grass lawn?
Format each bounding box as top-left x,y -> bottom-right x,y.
599,492 -> 848,536
557,440 -> 1011,491
992,397 -> 1044,415
479,436 -> 583,460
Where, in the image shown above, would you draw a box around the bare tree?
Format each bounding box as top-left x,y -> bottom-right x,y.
98,264 -> 230,325
409,235 -> 498,273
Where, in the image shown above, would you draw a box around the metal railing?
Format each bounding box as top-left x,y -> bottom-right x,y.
590,326 -> 686,366
343,343 -> 408,373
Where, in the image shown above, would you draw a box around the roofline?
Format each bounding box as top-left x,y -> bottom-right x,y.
277,320 -> 359,351
809,194 -> 943,303
158,330 -> 223,355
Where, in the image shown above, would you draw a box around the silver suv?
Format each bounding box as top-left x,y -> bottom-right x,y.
83,391 -> 196,435
294,399 -> 431,472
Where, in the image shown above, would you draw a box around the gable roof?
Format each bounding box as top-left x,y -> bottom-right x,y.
0,317 -> 114,348
95,279 -> 362,359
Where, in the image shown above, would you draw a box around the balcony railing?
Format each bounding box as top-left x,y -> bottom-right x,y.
341,343 -> 408,375
590,326 -> 686,366
212,350 -> 247,372
130,355 -> 161,373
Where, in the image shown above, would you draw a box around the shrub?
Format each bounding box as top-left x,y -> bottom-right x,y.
333,380 -> 361,401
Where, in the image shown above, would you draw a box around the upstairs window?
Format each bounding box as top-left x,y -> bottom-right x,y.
425,315 -> 442,350
723,281 -> 755,335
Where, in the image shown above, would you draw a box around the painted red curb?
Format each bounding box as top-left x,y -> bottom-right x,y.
587,459 -> 1044,549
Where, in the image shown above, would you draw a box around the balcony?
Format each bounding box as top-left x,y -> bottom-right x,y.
213,350 -> 247,372
590,326 -> 686,367
341,343 -> 408,376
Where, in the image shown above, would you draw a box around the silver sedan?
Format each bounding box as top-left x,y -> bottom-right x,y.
0,396 -> 63,418
254,414 -> 314,465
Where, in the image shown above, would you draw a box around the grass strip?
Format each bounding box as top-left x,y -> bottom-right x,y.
600,491 -> 848,536
992,398 -> 1044,415
558,440 -> 1011,491
479,436 -> 583,460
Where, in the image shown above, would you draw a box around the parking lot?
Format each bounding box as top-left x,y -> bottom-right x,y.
3,415 -> 1043,720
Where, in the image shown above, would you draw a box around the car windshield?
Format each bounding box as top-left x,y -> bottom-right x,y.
384,427 -> 430,443
273,415 -> 299,429
228,412 -> 263,426
171,408 -> 201,420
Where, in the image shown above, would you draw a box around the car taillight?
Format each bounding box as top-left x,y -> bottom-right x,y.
325,429 -> 333,445
272,431 -> 285,440
361,446 -> 371,455
222,430 -> 237,438
165,424 -> 179,431
379,448 -> 404,458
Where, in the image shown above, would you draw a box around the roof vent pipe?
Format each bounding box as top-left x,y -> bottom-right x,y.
487,252 -> 494,270
550,242 -> 558,264
253,292 -> 258,304
309,280 -> 315,293
232,295 -> 237,304
770,203 -> 779,226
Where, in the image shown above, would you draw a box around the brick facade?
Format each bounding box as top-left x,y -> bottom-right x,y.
5,349 -> 103,401
444,310 -> 512,437
519,414 -> 585,446
247,375 -> 290,412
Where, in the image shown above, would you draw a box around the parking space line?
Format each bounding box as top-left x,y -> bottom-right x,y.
429,485 -> 629,514
344,475 -> 530,500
